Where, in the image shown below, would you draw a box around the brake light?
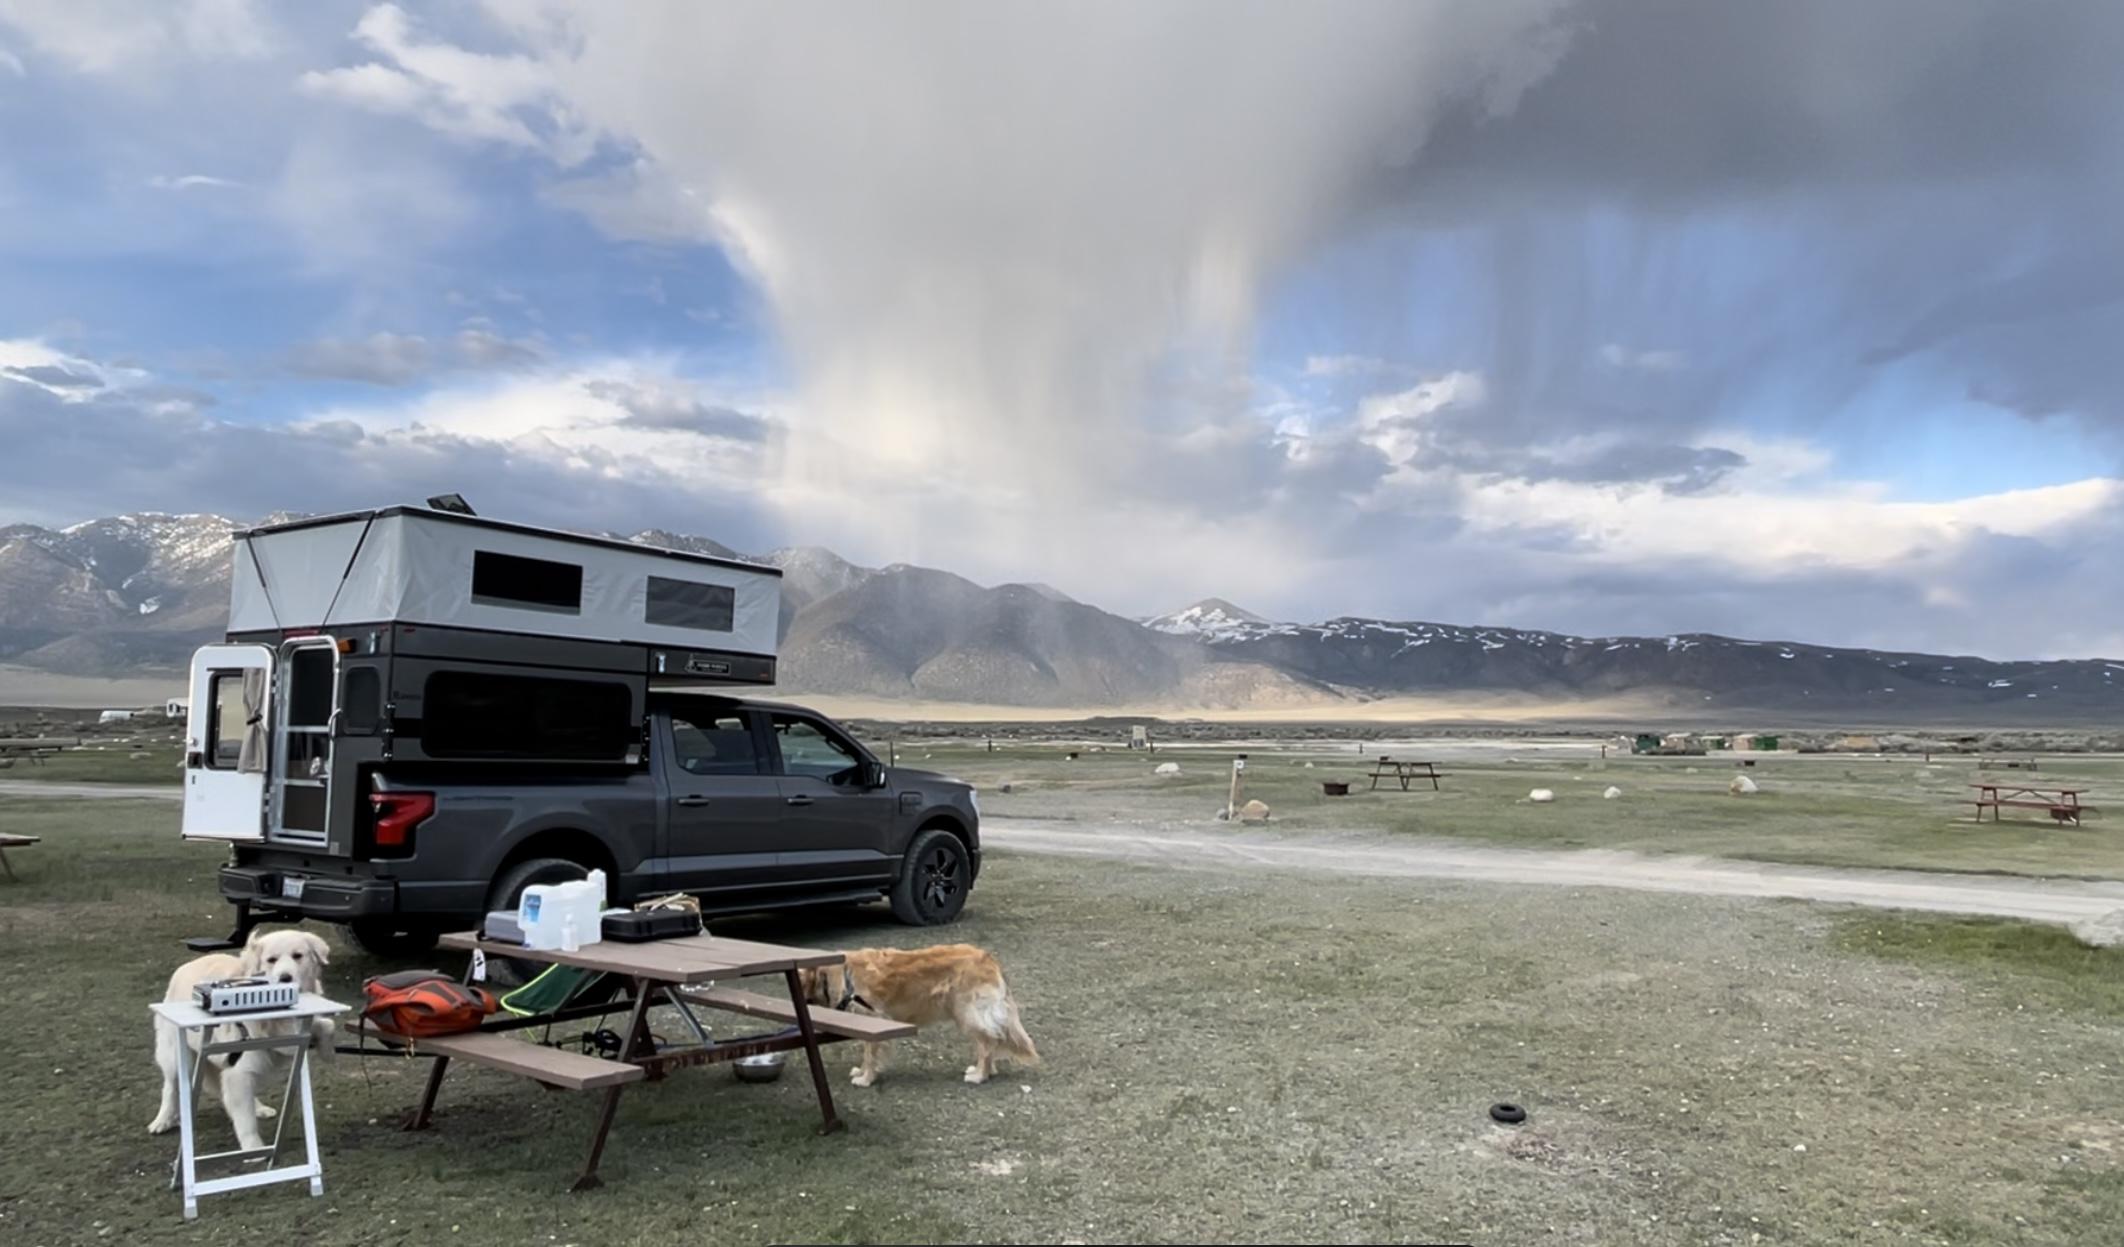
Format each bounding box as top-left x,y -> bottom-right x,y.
369,791 -> 435,849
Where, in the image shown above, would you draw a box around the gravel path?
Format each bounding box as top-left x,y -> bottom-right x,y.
0,779 -> 178,801
984,817 -> 2124,925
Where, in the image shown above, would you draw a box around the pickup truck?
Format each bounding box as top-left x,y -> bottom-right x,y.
214,693 -> 981,957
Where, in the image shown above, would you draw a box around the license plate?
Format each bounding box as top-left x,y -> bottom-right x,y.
280,875 -> 306,900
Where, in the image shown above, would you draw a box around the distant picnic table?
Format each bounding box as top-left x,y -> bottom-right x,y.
1967,783 -> 2090,826
1368,757 -> 1445,792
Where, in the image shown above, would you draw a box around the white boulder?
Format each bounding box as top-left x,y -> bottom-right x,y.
2070,908 -> 2124,948
1238,799 -> 1272,823
1528,789 -> 1555,803
1603,786 -> 1623,800
1729,774 -> 1759,796
1154,761 -> 1181,776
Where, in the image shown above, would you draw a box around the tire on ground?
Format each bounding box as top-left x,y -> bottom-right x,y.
890,827 -> 972,926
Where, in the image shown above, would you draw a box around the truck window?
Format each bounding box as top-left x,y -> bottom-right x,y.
420,671 -> 631,760
768,714 -> 862,784
669,711 -> 761,776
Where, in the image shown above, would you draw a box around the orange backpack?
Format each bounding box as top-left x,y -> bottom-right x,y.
361,970 -> 498,1039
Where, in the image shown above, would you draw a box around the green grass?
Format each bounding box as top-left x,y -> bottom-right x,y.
905,739 -> 2124,879
5,794 -> 2124,1244
0,740 -> 184,785
1833,913 -> 2124,1020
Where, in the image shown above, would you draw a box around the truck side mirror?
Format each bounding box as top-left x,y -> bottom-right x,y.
865,761 -> 889,789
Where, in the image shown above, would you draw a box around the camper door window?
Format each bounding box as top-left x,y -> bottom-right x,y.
205,673 -> 246,769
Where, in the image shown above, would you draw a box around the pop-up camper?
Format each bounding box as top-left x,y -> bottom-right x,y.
182,505 -> 781,847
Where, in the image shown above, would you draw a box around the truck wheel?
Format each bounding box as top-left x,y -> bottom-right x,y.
348,919 -> 440,959
484,857 -> 589,987
890,829 -> 970,925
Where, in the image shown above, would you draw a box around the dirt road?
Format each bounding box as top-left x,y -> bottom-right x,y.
983,817 -> 2124,926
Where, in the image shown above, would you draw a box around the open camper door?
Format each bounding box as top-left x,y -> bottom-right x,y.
182,644 -> 273,842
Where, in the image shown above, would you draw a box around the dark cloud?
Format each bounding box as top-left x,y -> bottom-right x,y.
284,328 -> 547,386
585,379 -> 769,441
286,332 -> 434,386
452,327 -> 543,369
1313,0 -> 2124,450
1421,419 -> 1748,494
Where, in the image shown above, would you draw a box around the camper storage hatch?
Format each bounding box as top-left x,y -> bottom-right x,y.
180,506 -> 781,847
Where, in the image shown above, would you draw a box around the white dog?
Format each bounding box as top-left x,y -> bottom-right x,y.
148,928 -> 335,1151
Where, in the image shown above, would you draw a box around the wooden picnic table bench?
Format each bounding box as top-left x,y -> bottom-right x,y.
1967,783 -> 2092,826
0,832 -> 40,880
1367,758 -> 1446,792
359,930 -> 889,1191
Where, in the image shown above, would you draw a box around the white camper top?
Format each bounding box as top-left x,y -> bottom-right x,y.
226,507 -> 780,658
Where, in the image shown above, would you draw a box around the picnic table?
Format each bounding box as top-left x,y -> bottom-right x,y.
357,931 -> 912,1191
1367,757 -> 1446,792
1967,783 -> 2091,826
0,833 -> 38,880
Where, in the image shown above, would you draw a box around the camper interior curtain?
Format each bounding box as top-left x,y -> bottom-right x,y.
237,666 -> 268,774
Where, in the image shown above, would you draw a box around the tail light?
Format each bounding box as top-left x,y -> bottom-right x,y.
368,791 -> 435,854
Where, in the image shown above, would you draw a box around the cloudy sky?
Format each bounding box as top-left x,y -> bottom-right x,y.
5,1 -> 2124,659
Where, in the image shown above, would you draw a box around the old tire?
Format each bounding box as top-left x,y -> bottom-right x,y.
890,828 -> 970,926
483,856 -> 590,987
348,919 -> 440,959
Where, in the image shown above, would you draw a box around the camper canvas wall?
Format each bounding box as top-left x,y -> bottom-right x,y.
184,504 -> 786,854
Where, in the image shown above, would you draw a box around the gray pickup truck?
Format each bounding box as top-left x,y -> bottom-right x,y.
215,693 -> 981,957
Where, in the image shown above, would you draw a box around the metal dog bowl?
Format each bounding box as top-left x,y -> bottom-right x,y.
733,1053 -> 786,1083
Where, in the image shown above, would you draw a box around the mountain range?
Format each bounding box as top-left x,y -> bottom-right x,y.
5,512 -> 2122,721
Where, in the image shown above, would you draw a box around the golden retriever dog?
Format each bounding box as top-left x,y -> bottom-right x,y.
799,944 -> 1038,1087
148,928 -> 334,1150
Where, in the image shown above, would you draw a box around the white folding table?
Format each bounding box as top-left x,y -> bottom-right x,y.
149,993 -> 347,1219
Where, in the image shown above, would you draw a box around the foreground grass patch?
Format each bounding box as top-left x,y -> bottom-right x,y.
6,795 -> 2124,1245
1832,912 -> 2124,1020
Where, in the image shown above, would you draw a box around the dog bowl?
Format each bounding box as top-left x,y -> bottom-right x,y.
734,1053 -> 786,1083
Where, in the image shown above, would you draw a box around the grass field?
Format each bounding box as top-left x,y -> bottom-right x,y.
12,729 -> 2124,880
897,739 -> 2124,880
3,795 -> 2123,1245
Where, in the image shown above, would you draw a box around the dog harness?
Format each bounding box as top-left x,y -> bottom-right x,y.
834,966 -> 873,1012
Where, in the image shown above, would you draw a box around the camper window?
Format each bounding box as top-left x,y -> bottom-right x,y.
340,666 -> 383,734
419,670 -> 631,760
285,645 -> 335,727
205,672 -> 246,769
471,550 -> 583,614
645,576 -> 735,632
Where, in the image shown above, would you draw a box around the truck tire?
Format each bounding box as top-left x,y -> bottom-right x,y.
890,828 -> 970,926
483,856 -> 590,987
348,919 -> 440,959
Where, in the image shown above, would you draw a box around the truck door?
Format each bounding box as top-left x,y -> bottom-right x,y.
658,706 -> 788,900
181,644 -> 273,842
765,711 -> 896,888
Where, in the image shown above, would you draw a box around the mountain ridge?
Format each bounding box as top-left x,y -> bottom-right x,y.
4,511 -> 2122,719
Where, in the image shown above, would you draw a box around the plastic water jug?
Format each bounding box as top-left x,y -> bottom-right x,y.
519,869 -> 607,950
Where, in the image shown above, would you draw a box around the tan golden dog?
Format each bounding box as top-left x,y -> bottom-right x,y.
799,944 -> 1038,1087
148,928 -> 334,1150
